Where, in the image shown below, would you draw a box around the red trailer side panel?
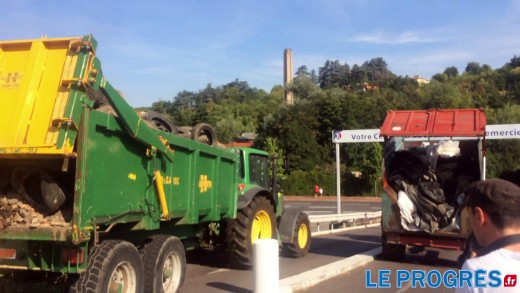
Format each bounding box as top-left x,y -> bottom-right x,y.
380,108 -> 486,137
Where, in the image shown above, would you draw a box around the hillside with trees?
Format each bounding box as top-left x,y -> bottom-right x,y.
150,56 -> 520,196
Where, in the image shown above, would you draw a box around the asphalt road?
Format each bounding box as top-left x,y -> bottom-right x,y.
182,225 -> 383,293
301,247 -> 462,293
289,199 -> 463,293
180,198 -> 383,292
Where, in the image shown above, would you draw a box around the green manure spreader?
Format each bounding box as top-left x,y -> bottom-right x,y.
0,35 -> 310,292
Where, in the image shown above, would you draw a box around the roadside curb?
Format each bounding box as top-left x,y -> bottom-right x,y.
279,246 -> 382,293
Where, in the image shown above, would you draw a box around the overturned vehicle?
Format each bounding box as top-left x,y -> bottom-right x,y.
380,109 -> 486,261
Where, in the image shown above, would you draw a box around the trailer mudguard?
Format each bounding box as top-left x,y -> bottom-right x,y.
237,186 -> 274,210
278,206 -> 305,243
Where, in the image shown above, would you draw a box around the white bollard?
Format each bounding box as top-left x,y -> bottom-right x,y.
253,238 -> 279,293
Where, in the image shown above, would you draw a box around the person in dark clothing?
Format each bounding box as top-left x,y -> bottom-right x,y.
457,179 -> 520,292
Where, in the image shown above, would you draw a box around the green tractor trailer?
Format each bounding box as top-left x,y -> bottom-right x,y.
0,35 -> 311,292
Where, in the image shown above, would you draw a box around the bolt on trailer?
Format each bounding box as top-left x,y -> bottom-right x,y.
379,109 -> 486,262
0,35 -> 310,292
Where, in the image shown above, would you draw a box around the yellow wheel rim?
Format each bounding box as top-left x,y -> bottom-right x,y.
251,210 -> 272,242
297,223 -> 308,249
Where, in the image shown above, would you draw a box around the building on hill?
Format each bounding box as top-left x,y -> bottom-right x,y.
225,132 -> 257,148
412,75 -> 430,86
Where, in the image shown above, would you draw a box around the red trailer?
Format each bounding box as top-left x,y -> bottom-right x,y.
380,109 -> 486,261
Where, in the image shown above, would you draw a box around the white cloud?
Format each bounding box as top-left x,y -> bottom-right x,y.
349,31 -> 446,44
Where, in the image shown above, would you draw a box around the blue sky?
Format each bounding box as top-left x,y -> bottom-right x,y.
2,0 -> 520,107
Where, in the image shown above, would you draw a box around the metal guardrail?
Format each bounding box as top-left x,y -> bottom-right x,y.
308,211 -> 381,234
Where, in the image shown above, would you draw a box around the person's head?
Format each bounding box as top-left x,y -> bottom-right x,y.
463,179 -> 520,246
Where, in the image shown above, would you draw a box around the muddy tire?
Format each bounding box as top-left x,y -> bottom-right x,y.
226,196 -> 276,268
40,174 -> 67,214
140,235 -> 186,293
11,168 -> 66,214
70,240 -> 144,293
142,111 -> 179,134
282,213 -> 311,258
191,123 -> 217,146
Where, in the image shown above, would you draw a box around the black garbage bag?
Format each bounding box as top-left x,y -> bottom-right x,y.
388,150 -> 431,185
418,181 -> 446,204
402,181 -> 455,233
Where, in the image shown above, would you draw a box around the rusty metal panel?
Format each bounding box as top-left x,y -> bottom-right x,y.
380,109 -> 486,137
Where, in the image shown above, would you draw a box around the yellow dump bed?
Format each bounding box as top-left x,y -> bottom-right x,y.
0,36 -> 85,156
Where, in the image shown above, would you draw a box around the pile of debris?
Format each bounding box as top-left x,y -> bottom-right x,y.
0,192 -> 69,229
385,138 -> 480,233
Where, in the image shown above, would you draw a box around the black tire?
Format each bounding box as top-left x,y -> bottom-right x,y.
282,213 -> 311,258
40,174 -> 67,214
191,123 -> 217,146
142,111 -> 179,134
11,167 -> 66,214
226,196 -> 277,268
381,241 -> 406,261
70,240 -> 144,293
140,235 -> 186,293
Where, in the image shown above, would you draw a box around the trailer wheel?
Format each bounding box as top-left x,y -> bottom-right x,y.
191,123 -> 217,146
282,212 -> 311,258
70,240 -> 144,293
142,111 -> 180,134
140,235 -> 186,293
381,241 -> 406,261
227,196 -> 276,267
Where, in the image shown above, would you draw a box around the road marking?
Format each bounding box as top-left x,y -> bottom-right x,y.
207,268 -> 230,275
279,246 -> 381,293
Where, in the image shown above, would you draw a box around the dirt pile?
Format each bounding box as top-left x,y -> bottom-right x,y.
0,192 -> 69,229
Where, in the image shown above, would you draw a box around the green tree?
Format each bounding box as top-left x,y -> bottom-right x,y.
465,62 -> 482,75
345,143 -> 383,188
289,75 -> 323,101
443,66 -> 459,77
350,64 -> 367,86
265,137 -> 286,180
417,81 -> 473,109
318,60 -> 349,89
362,57 -> 394,82
295,65 -> 309,78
